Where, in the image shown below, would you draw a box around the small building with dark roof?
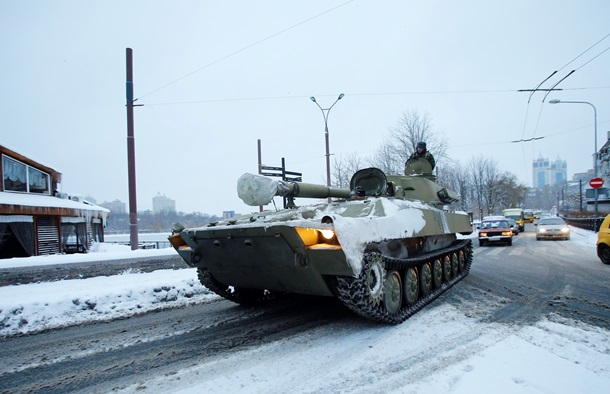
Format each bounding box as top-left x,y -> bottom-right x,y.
0,145 -> 109,259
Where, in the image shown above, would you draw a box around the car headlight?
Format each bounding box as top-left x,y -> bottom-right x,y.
538,228 -> 547,233
561,227 -> 570,233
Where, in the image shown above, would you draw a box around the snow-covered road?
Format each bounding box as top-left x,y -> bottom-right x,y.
1,230 -> 609,393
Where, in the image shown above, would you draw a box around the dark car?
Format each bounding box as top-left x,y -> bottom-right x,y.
506,218 -> 520,235
478,217 -> 513,246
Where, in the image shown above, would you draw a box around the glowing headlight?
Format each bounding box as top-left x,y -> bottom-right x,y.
538,228 -> 547,233
295,227 -> 338,246
561,227 -> 570,233
320,229 -> 335,240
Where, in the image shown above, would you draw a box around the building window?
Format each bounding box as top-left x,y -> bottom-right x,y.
28,167 -> 50,194
3,155 -> 27,192
2,155 -> 50,195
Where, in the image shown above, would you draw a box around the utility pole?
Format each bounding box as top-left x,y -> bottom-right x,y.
126,48 -> 139,250
578,179 -> 582,212
258,139 -> 263,212
310,94 -> 344,202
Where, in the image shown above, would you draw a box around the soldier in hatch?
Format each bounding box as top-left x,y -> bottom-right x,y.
407,142 -> 436,171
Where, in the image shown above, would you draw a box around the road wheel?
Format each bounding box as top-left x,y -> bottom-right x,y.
384,270 -> 402,314
443,255 -> 452,282
457,250 -> 466,273
433,258 -> 443,288
507,238 -> 512,246
451,253 -> 459,277
598,244 -> 610,265
364,254 -> 386,306
419,262 -> 432,297
479,239 -> 485,246
403,267 -> 419,306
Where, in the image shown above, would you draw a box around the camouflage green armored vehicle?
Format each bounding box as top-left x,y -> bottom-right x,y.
169,158 -> 473,324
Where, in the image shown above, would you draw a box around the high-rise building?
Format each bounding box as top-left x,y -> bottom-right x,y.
152,193 -> 176,213
532,155 -> 567,188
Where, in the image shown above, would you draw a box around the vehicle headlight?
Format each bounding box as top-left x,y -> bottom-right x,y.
296,227 -> 339,245
538,228 -> 547,233
502,231 -> 512,236
561,227 -> 570,233
479,232 -> 487,237
320,229 -> 335,240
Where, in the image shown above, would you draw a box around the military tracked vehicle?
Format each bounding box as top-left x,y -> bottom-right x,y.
169,157 -> 473,324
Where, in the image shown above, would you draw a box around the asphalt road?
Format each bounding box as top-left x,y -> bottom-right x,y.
465,223 -> 610,329
0,225 -> 608,393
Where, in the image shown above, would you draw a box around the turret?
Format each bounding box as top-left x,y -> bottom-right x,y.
237,161 -> 460,209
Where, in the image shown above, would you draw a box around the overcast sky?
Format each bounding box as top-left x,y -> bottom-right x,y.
2,1 -> 609,215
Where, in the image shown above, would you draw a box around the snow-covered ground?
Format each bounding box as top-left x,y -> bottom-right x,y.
1,227 -> 609,393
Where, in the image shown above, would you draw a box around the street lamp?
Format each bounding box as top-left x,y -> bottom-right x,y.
549,99 -> 599,219
310,93 -> 345,202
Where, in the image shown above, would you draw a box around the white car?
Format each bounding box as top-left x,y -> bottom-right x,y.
536,217 -> 570,240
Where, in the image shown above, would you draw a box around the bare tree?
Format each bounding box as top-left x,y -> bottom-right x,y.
390,109 -> 448,165
467,156 -> 530,217
495,172 -> 527,209
369,109 -> 448,175
332,152 -> 367,188
370,140 -> 401,175
436,162 -> 473,212
468,156 -> 491,218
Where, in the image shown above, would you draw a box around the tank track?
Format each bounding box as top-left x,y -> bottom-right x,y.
335,239 -> 473,324
197,268 -> 281,305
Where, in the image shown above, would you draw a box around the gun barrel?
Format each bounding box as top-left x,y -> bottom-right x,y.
237,173 -> 351,206
289,182 -> 352,200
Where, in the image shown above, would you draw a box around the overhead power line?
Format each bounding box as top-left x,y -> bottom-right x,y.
520,33 -> 610,102
510,137 -> 544,143
137,0 -> 355,101
517,32 -> 610,171
143,86 -> 609,107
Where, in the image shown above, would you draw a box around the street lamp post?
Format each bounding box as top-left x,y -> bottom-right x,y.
549,99 -> 599,219
310,94 -> 345,202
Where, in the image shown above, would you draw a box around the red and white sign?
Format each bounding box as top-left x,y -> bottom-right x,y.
590,177 -> 604,189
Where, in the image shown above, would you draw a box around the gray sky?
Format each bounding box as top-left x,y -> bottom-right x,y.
2,0 -> 609,215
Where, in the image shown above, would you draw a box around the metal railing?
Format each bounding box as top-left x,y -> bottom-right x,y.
109,241 -> 172,249
561,216 -> 605,233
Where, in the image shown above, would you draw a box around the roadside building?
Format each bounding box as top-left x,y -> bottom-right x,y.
0,145 -> 109,258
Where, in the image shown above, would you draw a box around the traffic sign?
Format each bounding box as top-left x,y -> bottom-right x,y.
590,177 -> 604,189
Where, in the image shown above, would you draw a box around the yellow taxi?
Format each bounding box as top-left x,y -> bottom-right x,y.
596,213 -> 610,265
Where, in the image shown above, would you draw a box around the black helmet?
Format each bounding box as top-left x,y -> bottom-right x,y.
416,142 -> 426,150
350,186 -> 366,198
